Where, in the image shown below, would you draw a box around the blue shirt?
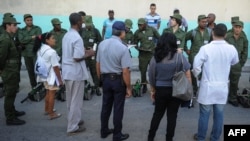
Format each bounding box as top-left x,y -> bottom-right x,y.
96,36 -> 131,73
145,13 -> 161,30
103,19 -> 116,39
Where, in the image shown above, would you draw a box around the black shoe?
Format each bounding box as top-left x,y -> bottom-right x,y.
120,133 -> 129,140
101,128 -> 114,138
6,118 -> 26,125
15,111 -> 26,117
143,84 -> 147,93
229,100 -> 239,107
193,133 -> 198,140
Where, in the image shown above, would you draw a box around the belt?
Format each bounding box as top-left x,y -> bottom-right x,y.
101,73 -> 122,80
6,60 -> 20,64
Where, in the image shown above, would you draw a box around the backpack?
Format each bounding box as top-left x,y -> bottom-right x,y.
34,49 -> 51,79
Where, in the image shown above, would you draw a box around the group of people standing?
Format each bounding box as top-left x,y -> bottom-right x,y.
0,2 -> 249,141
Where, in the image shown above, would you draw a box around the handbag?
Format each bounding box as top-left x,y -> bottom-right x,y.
172,53 -> 193,101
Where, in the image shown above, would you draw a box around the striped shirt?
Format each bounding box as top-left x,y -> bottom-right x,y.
145,13 -> 161,30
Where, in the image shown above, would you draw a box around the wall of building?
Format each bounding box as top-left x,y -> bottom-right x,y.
0,0 -> 249,57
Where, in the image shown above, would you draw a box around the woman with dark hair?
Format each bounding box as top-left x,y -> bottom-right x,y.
147,32 -> 191,141
33,32 -> 63,120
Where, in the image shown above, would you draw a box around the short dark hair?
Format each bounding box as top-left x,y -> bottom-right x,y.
33,32 -> 53,53
112,29 -> 122,36
213,23 -> 227,37
78,11 -> 86,16
108,10 -> 114,13
150,3 -> 156,7
69,13 -> 82,25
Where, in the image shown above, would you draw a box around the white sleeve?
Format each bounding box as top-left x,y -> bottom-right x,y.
192,46 -> 206,77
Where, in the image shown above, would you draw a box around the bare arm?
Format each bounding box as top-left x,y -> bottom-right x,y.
96,62 -> 101,79
53,66 -> 63,86
122,67 -> 132,98
185,70 -> 192,84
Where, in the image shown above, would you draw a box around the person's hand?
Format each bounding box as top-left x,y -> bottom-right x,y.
150,91 -> 155,102
31,35 -> 36,39
85,48 -> 95,57
177,48 -> 183,53
126,87 -> 132,98
59,80 -> 64,87
186,50 -> 190,55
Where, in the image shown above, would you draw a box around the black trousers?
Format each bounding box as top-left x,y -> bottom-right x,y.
100,74 -> 126,141
148,86 -> 181,141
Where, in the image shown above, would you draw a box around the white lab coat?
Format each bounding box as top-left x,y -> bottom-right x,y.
192,40 -> 239,104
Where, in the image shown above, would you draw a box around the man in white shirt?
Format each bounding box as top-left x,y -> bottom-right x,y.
192,24 -> 239,141
62,13 -> 95,135
145,3 -> 161,30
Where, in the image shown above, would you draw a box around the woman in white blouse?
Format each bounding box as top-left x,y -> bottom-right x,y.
33,32 -> 63,120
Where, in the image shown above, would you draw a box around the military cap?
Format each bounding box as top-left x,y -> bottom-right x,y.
3,17 -> 20,24
170,14 -> 182,21
138,18 -> 146,24
112,21 -> 126,31
51,18 -> 62,25
23,14 -> 32,20
84,15 -> 93,26
198,15 -> 207,20
3,12 -> 14,18
233,20 -> 244,27
231,16 -> 239,23
125,19 -> 133,29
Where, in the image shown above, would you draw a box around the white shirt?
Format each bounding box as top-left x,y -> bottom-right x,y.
62,28 -> 89,81
145,13 -> 161,30
36,44 -> 60,85
192,40 -> 239,104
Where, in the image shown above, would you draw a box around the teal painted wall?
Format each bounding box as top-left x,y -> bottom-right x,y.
1,14 -> 249,58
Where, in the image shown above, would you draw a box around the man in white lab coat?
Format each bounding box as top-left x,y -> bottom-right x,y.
192,23 -> 239,141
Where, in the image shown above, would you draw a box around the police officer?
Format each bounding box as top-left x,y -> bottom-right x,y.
50,18 -> 67,59
0,17 -> 26,125
162,13 -> 186,50
185,15 -> 212,96
18,14 -> 42,88
80,15 -> 102,96
134,18 -> 160,93
96,21 -> 132,141
226,21 -> 248,107
123,19 -> 134,45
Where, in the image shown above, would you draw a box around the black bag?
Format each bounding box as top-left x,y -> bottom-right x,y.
21,83 -> 46,103
237,88 -> 250,108
84,80 -> 92,100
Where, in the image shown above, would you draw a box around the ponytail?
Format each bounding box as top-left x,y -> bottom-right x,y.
33,32 -> 52,54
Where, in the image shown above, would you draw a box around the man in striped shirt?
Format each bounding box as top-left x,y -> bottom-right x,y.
145,3 -> 161,30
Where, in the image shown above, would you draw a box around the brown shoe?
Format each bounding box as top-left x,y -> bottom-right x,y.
48,112 -> 61,120
67,126 -> 86,136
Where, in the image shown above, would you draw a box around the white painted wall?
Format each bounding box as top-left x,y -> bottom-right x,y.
0,0 -> 250,22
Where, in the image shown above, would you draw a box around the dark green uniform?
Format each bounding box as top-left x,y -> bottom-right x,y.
124,30 -> 134,44
0,31 -> 21,120
18,25 -> 42,88
162,27 -> 186,49
134,25 -> 160,84
80,26 -> 102,89
225,32 -> 248,102
185,27 -> 212,94
50,28 -> 67,58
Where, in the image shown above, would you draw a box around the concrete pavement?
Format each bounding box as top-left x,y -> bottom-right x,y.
0,58 -> 250,141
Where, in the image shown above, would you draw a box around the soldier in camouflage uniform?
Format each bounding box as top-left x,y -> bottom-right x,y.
162,14 -> 186,50
0,17 -> 26,125
18,14 -> 42,88
50,18 -> 67,60
80,15 -> 102,96
123,19 -> 134,45
226,21 -> 249,107
134,18 -> 160,93
184,15 -> 212,95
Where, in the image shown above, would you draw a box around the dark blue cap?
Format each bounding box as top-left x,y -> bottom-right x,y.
112,21 -> 126,31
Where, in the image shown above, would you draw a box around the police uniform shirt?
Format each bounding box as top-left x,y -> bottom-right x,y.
96,36 -> 131,73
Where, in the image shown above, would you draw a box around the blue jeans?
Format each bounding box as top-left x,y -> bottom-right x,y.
197,104 -> 224,141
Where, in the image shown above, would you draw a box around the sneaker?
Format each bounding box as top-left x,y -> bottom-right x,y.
67,126 -> 86,136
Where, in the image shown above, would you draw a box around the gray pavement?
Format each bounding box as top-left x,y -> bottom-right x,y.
0,58 -> 250,141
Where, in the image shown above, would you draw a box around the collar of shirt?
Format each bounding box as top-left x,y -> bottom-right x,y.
111,35 -> 122,42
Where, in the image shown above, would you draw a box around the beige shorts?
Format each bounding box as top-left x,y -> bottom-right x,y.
43,82 -> 59,90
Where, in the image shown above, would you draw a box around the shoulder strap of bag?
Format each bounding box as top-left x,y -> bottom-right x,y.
175,53 -> 184,73
38,48 -> 52,74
